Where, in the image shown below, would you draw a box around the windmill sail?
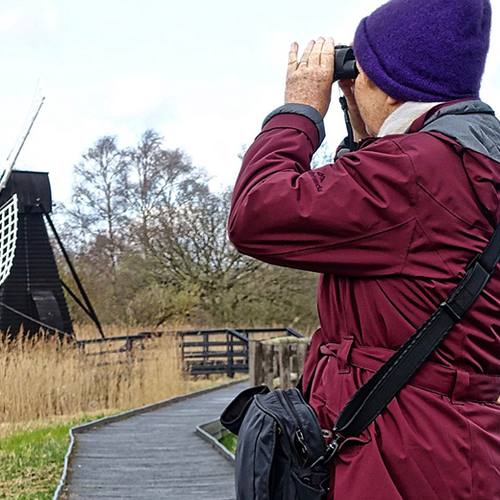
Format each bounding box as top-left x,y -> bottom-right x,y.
0,82 -> 45,286
0,194 -> 18,287
0,83 -> 45,193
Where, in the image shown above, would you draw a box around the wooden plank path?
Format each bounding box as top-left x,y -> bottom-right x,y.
64,381 -> 246,499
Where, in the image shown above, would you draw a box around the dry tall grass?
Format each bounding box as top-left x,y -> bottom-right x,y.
0,324 -> 213,424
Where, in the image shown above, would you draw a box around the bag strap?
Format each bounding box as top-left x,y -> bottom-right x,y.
321,221 -> 500,462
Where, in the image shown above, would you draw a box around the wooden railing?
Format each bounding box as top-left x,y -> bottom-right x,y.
76,328 -> 305,378
249,336 -> 311,389
179,328 -> 303,377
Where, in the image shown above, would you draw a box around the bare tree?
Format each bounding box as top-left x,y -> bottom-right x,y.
125,130 -> 207,254
58,131 -> 318,329
67,136 -> 130,276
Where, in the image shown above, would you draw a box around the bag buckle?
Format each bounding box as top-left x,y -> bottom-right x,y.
439,300 -> 462,323
311,434 -> 344,467
465,253 -> 480,272
465,253 -> 493,276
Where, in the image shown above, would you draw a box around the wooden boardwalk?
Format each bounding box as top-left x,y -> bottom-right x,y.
64,382 -> 246,499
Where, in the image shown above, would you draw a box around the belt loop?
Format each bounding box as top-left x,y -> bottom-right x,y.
338,336 -> 354,375
451,370 -> 470,405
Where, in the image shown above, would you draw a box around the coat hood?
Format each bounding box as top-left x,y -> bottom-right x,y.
419,100 -> 500,164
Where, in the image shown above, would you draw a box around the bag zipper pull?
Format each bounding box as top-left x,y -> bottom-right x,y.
311,434 -> 344,467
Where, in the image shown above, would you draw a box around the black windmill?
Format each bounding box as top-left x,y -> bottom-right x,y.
0,87 -> 105,341
0,170 -> 73,339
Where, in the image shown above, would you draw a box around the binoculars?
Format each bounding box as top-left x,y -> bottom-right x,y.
334,46 -> 359,81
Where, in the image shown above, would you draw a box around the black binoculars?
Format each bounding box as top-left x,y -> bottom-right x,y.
334,46 -> 359,81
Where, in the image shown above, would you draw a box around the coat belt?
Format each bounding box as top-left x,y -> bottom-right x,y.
320,338 -> 500,404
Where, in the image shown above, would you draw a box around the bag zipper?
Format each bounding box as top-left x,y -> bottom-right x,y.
293,389 -> 326,438
276,390 -> 300,428
284,389 -> 342,467
254,397 -> 283,435
276,390 -> 309,461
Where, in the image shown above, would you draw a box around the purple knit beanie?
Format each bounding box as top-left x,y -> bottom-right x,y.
353,0 -> 492,102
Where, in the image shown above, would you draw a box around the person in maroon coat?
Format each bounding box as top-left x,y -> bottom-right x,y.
229,0 -> 500,498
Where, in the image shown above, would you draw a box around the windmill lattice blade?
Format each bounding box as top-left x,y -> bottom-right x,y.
0,194 -> 18,287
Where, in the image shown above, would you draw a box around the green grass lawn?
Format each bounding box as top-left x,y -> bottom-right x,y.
0,414 -> 109,500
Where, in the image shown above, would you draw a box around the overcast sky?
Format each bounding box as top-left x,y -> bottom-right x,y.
1,0 -> 499,204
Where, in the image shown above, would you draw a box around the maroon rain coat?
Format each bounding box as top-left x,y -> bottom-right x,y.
229,100 -> 500,500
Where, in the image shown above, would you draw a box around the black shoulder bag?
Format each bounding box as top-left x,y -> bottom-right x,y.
220,220 -> 500,500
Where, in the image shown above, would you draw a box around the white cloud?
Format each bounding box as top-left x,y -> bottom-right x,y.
1,0 -> 499,207
0,0 -> 60,37
105,74 -> 170,120
0,8 -> 23,34
40,1 -> 59,34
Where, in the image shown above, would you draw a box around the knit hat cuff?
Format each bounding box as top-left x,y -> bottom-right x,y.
354,18 -> 481,103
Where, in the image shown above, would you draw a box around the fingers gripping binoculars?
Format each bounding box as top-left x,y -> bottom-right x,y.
334,46 -> 359,81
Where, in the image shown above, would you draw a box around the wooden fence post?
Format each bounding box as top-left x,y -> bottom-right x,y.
278,343 -> 291,389
249,341 -> 262,386
262,343 -> 275,388
249,337 -> 311,388
296,342 -> 308,380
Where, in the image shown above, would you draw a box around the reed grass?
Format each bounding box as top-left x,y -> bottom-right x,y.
0,324 -> 224,425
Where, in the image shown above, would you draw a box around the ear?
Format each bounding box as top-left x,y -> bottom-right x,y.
386,95 -> 402,108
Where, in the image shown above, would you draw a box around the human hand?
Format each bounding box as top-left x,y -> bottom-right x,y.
338,77 -> 369,141
285,37 -> 334,117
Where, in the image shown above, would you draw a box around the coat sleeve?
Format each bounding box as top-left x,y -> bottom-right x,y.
228,113 -> 418,277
